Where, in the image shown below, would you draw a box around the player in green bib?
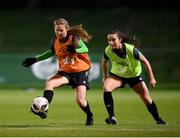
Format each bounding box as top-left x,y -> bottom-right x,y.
102,30 -> 166,125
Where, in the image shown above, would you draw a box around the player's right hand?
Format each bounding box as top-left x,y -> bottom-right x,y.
67,45 -> 76,53
22,58 -> 37,67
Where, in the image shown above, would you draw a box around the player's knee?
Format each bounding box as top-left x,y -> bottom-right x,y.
103,85 -> 113,92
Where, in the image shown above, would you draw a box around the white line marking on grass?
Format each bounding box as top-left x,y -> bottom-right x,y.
3,126 -> 179,132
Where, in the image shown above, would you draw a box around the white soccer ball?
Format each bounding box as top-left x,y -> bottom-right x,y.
32,96 -> 49,113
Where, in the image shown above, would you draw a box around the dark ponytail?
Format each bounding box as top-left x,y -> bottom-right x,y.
108,30 -> 140,47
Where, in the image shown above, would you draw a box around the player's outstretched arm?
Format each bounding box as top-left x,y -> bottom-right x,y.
22,49 -> 54,68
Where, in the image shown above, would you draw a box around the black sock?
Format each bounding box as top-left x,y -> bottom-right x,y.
80,102 -> 93,116
146,101 -> 161,121
43,90 -> 54,104
103,92 -> 114,117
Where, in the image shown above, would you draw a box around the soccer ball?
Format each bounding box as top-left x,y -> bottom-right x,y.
31,96 -> 49,113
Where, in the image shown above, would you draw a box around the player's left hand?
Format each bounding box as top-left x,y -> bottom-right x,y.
22,57 -> 37,67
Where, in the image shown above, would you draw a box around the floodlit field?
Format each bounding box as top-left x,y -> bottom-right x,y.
0,87 -> 180,137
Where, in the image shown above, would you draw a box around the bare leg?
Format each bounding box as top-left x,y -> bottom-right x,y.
132,82 -> 166,125
75,85 -> 93,126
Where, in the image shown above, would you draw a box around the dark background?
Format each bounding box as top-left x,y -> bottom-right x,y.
0,0 -> 180,86
0,0 -> 179,9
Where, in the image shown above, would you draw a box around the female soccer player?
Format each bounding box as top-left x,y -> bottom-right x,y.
22,18 -> 93,126
102,30 -> 166,125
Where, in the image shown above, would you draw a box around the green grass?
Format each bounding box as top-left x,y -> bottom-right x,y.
0,87 -> 180,137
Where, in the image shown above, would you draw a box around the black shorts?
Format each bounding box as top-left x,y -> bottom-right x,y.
57,71 -> 90,90
110,72 -> 144,88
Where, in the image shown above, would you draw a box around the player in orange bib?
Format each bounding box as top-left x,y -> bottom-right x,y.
22,18 -> 93,126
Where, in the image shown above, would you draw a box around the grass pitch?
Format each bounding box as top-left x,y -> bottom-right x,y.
0,87 -> 180,137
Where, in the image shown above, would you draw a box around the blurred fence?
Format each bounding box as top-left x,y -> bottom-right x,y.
0,51 -> 180,89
